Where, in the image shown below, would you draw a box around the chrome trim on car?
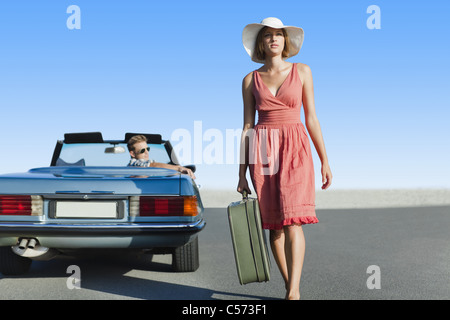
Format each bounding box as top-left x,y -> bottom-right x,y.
0,219 -> 206,236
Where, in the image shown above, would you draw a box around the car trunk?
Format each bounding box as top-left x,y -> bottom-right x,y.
0,167 -> 187,195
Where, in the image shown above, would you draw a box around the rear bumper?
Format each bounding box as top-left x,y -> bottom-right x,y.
0,219 -> 206,248
0,219 -> 205,235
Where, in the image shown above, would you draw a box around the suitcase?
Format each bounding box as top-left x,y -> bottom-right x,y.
227,192 -> 271,285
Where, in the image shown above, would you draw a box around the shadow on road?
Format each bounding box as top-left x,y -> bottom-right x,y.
0,252 -> 271,300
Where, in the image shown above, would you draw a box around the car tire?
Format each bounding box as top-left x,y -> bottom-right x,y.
172,237 -> 199,272
0,247 -> 32,276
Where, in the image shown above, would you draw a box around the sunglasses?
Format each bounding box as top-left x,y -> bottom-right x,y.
136,147 -> 150,154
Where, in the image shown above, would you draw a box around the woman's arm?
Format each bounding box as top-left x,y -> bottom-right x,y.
237,72 -> 256,194
298,63 -> 332,190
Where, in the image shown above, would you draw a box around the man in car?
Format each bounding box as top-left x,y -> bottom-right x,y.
127,135 -> 195,179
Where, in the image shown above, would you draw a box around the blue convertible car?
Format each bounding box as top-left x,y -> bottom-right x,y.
0,132 -> 205,275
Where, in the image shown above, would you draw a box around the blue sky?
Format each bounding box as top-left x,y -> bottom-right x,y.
0,0 -> 449,191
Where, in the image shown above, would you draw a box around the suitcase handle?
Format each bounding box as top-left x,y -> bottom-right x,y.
242,190 -> 249,201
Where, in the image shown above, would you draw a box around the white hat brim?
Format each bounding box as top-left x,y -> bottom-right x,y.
242,20 -> 304,63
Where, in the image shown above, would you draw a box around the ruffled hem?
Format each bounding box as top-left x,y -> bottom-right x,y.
263,216 -> 319,230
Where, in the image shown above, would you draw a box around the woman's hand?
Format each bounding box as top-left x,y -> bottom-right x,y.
321,163 -> 332,190
237,176 -> 252,195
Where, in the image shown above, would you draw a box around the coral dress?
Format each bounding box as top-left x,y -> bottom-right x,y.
249,63 -> 318,230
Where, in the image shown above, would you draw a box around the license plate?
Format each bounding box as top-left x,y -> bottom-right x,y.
55,201 -> 118,219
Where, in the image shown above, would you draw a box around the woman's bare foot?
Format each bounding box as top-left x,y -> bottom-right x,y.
285,289 -> 300,300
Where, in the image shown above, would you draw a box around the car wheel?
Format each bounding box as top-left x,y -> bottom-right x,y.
0,247 -> 32,276
172,237 -> 199,272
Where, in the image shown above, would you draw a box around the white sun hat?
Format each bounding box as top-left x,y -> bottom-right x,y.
242,17 -> 304,63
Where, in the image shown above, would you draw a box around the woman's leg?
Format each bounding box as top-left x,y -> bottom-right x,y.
284,224 -> 306,300
270,229 -> 289,289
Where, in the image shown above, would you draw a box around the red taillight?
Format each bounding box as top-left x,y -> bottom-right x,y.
0,195 -> 32,215
139,196 -> 198,217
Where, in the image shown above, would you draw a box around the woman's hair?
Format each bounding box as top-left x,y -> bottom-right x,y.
254,26 -> 291,62
127,134 -> 147,152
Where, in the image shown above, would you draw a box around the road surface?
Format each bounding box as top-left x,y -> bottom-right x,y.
1,206 -> 449,300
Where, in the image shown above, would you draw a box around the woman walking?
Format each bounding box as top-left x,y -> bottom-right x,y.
237,17 -> 332,300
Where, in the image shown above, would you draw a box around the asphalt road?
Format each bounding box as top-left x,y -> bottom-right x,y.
1,206 -> 449,300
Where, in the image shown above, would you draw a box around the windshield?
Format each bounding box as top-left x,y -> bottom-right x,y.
57,143 -> 171,166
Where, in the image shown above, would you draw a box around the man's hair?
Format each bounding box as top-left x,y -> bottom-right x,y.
254,27 -> 291,62
127,135 -> 147,152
